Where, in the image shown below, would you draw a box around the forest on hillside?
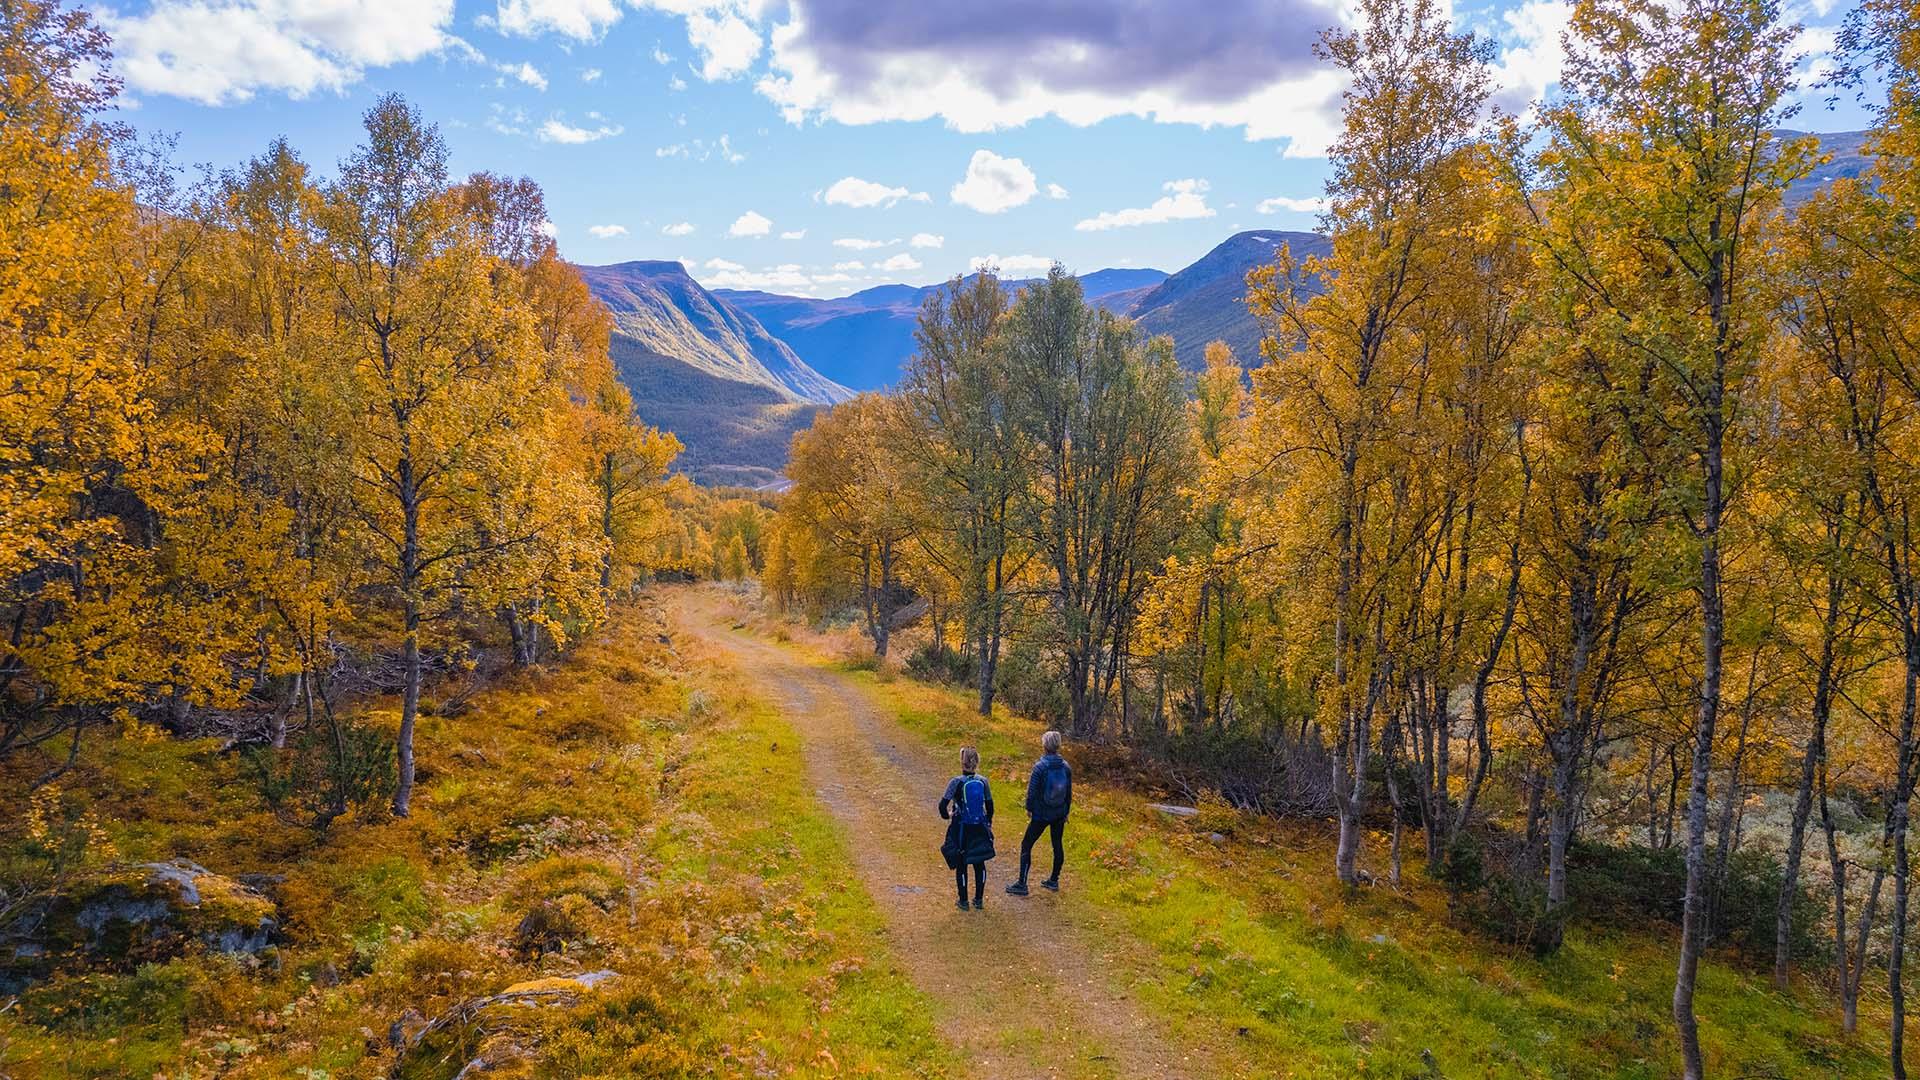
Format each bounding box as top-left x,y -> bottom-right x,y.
768,0 -> 1920,1073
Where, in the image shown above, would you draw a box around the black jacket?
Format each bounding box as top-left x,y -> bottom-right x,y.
1024,753 -> 1073,822
939,773 -> 996,867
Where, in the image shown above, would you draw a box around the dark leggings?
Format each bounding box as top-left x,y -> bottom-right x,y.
956,861 -> 984,903
1019,818 -> 1064,883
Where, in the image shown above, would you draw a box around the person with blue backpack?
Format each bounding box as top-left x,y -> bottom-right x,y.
1006,730 -> 1072,896
939,746 -> 996,910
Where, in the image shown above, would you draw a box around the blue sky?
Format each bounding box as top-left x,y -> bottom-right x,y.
103,0 -> 1874,297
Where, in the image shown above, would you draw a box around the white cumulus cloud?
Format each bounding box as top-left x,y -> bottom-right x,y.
662,221 -> 696,236
493,0 -> 621,39
1075,179 -> 1214,231
755,1 -> 1347,156
499,60 -> 547,90
822,176 -> 926,208
781,229 -> 808,239
878,252 -> 922,272
910,233 -> 944,249
101,0 -> 460,105
1487,0 -> 1572,118
491,2 -> 765,86
833,260 -> 865,270
687,9 -> 762,80
833,237 -> 896,250
693,261 -> 853,295
950,149 -> 1038,214
730,210 -> 773,237
1047,183 -> 1069,199
539,115 -> 623,143
1256,195 -> 1326,214
588,224 -> 629,238
654,136 -> 745,163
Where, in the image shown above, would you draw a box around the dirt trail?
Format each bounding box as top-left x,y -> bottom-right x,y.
669,591 -> 1237,1080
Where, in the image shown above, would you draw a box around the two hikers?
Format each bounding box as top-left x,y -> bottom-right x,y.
937,731 -> 1072,908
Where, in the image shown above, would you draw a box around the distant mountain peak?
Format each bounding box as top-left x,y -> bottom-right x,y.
1126,229 -> 1328,369
577,261 -> 851,406
597,258 -> 693,277
576,260 -> 852,485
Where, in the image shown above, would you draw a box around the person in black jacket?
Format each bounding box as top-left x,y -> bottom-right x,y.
1006,730 -> 1072,896
939,746 -> 995,910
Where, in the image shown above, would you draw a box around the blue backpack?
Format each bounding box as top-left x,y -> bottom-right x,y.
958,775 -> 988,826
1039,759 -> 1070,812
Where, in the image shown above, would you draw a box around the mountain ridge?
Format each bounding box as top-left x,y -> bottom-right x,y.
576,260 -> 850,487
577,260 -> 853,406
716,266 -> 1173,391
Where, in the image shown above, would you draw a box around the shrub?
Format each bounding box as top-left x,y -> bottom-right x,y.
995,640 -> 1071,729
243,713 -> 394,828
906,643 -> 973,686
539,978 -> 703,1076
1442,831 -> 1823,962
683,689 -> 716,722
839,648 -> 883,673
30,955 -> 257,1035
1567,840 -> 1821,963
513,856 -> 629,912
513,894 -> 606,959
1438,832 -> 1487,900
546,699 -> 627,744
1191,791 -> 1242,837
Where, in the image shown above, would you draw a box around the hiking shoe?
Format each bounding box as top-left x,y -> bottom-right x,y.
971,897 -> 985,911
1005,881 -> 1029,896
1040,879 -> 1060,892
956,897 -> 970,910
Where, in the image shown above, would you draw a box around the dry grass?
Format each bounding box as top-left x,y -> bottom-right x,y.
0,599 -> 948,1079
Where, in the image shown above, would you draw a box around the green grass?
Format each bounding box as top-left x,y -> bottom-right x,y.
830,661 -> 1894,1080
643,672 -> 955,1077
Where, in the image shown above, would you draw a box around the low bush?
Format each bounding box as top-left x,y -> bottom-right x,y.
906,642 -> 974,686
512,855 -> 629,912
242,713 -> 394,829
1567,840 -> 1822,963
1440,831 -> 1565,955
1440,830 -> 1822,963
1141,723 -> 1334,816
995,640 -> 1071,729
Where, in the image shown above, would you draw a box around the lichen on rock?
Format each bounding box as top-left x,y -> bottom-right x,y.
11,859 -> 278,981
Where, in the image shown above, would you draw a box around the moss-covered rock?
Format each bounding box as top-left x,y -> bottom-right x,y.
9,860 -> 277,985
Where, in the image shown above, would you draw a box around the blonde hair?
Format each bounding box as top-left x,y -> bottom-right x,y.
960,746 -> 980,772
1042,730 -> 1062,753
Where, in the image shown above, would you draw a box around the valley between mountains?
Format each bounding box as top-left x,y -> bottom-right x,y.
582,230 -> 1327,486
